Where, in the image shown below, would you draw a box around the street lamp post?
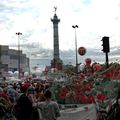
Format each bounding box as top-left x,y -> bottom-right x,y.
16,32 -> 22,79
72,25 -> 79,74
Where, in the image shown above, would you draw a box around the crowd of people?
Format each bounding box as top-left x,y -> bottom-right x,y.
0,77 -> 120,120
0,78 -> 60,120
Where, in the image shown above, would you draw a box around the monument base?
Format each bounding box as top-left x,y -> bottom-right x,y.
51,58 -> 63,71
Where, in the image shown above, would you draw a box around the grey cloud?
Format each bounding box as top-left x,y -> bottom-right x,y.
0,2 -> 19,14
22,30 -> 35,40
110,50 -> 120,55
118,3 -> 120,7
114,17 -> 120,20
0,0 -> 41,19
82,0 -> 92,5
10,42 -> 40,49
41,29 -> 48,33
60,48 -> 120,64
0,0 -> 43,35
18,42 -> 53,58
9,41 -> 120,68
9,41 -> 120,64
111,46 -> 120,50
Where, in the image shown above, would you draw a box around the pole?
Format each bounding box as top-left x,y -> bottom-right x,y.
16,32 -> 22,79
72,25 -> 78,74
105,52 -> 109,68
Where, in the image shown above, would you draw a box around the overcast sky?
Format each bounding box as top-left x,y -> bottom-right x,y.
0,0 -> 120,67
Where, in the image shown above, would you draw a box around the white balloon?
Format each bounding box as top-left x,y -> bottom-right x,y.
51,68 -> 57,73
14,71 -> 19,76
51,68 -> 54,73
8,71 -> 13,77
36,67 -> 42,70
35,69 -> 42,76
24,72 -> 29,76
14,71 -> 19,74
79,64 -> 85,71
8,71 -> 13,75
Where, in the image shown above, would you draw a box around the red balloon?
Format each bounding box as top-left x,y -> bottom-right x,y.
93,63 -> 101,72
78,47 -> 86,56
85,58 -> 92,65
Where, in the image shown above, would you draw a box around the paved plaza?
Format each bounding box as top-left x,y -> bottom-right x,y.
58,104 -> 97,120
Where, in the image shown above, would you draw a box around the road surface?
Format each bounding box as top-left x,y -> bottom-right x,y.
58,104 -> 97,120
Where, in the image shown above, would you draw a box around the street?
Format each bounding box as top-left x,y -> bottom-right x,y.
58,104 -> 97,120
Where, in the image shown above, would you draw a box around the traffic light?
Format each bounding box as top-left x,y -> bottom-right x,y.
101,36 -> 110,53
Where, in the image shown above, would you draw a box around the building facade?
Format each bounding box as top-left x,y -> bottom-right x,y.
0,45 -> 29,77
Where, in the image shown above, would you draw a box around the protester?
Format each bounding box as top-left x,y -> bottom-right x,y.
34,83 -> 45,102
27,86 -> 36,103
0,87 -> 13,119
13,85 -> 33,120
7,85 -> 18,103
36,90 -> 60,120
35,88 -> 45,102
